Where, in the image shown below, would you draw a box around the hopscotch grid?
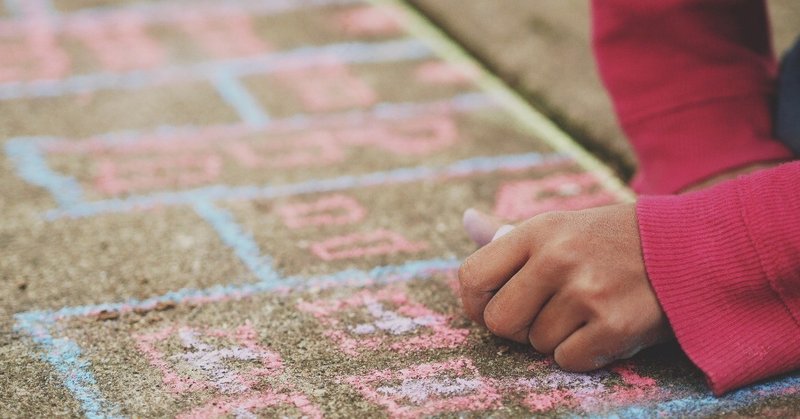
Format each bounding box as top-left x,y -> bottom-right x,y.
0,38 -> 434,101
13,257 -> 461,419
0,0 -> 359,27
9,0 -> 796,416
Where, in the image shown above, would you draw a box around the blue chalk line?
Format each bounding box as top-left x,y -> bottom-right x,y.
14,257 -> 461,418
0,38 -> 433,101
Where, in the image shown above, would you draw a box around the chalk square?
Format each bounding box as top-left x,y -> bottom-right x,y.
0,207 -> 260,314
133,323 -> 283,395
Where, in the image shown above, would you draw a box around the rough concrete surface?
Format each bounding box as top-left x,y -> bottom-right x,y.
2,1 -> 799,417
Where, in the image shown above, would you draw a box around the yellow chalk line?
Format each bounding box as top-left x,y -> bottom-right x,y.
368,0 -> 635,202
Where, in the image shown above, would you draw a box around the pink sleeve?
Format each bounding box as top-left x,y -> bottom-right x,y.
591,0 -> 800,394
591,0 -> 793,194
637,163 -> 800,394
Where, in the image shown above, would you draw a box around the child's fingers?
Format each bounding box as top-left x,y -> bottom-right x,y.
527,291 -> 587,354
482,261 -> 556,344
458,227 -> 532,324
553,322 -> 618,372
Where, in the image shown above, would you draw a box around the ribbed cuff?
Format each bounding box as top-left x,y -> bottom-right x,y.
636,170 -> 800,394
625,95 -> 792,194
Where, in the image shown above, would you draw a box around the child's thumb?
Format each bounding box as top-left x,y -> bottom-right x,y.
462,208 -> 514,247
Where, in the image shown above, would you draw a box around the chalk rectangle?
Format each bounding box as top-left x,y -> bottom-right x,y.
19,102 -> 546,204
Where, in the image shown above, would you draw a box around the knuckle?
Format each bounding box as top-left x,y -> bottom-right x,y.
564,280 -> 605,315
458,257 -> 480,291
601,316 -> 633,339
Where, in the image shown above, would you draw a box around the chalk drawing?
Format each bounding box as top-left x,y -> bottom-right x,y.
297,287 -> 468,355
9,0 -> 800,416
493,172 -> 617,221
0,38 -> 432,100
14,259 -> 460,418
42,152 -> 567,219
310,229 -> 428,261
94,154 -> 222,196
134,323 -> 282,394
225,132 -> 345,169
16,0 -> 358,21
177,10 -> 271,59
22,95 -> 485,200
277,194 -> 367,229
0,23 -> 69,82
338,116 -> 459,155
135,323 -> 322,418
493,360 -> 667,414
66,13 -> 166,72
335,5 -> 404,36
342,358 -> 501,418
275,57 -> 377,112
414,61 -> 477,86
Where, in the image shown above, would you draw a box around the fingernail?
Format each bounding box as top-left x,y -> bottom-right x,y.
492,224 -> 515,242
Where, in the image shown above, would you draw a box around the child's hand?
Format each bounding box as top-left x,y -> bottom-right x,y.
458,204 -> 672,371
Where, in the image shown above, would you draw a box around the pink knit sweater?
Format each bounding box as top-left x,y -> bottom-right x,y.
592,0 -> 800,394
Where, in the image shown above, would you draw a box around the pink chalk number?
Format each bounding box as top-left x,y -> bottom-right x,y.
94,154 -> 222,196
343,358 -> 501,419
335,6 -> 405,36
67,14 -> 166,72
493,172 -> 617,221
0,25 -> 70,83
310,229 -> 427,261
277,194 -> 367,229
276,59 -> 377,112
297,287 -> 468,356
178,10 -> 271,59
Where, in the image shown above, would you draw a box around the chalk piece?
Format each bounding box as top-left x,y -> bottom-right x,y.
491,224 -> 514,242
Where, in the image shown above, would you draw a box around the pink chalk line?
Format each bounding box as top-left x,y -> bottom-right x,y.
176,392 -> 322,419
66,13 -> 166,72
342,358 -> 501,419
176,9 -> 272,59
414,61 -> 478,86
337,116 -> 459,156
225,131 -> 346,169
335,5 -> 405,37
0,21 -> 69,83
135,323 -> 323,418
493,172 -> 617,221
495,360 -> 666,413
134,323 -> 282,395
93,154 -> 222,196
297,287 -> 468,356
46,114 -> 460,196
275,57 -> 377,112
310,229 -> 428,261
277,194 -> 367,229
343,356 -> 665,416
